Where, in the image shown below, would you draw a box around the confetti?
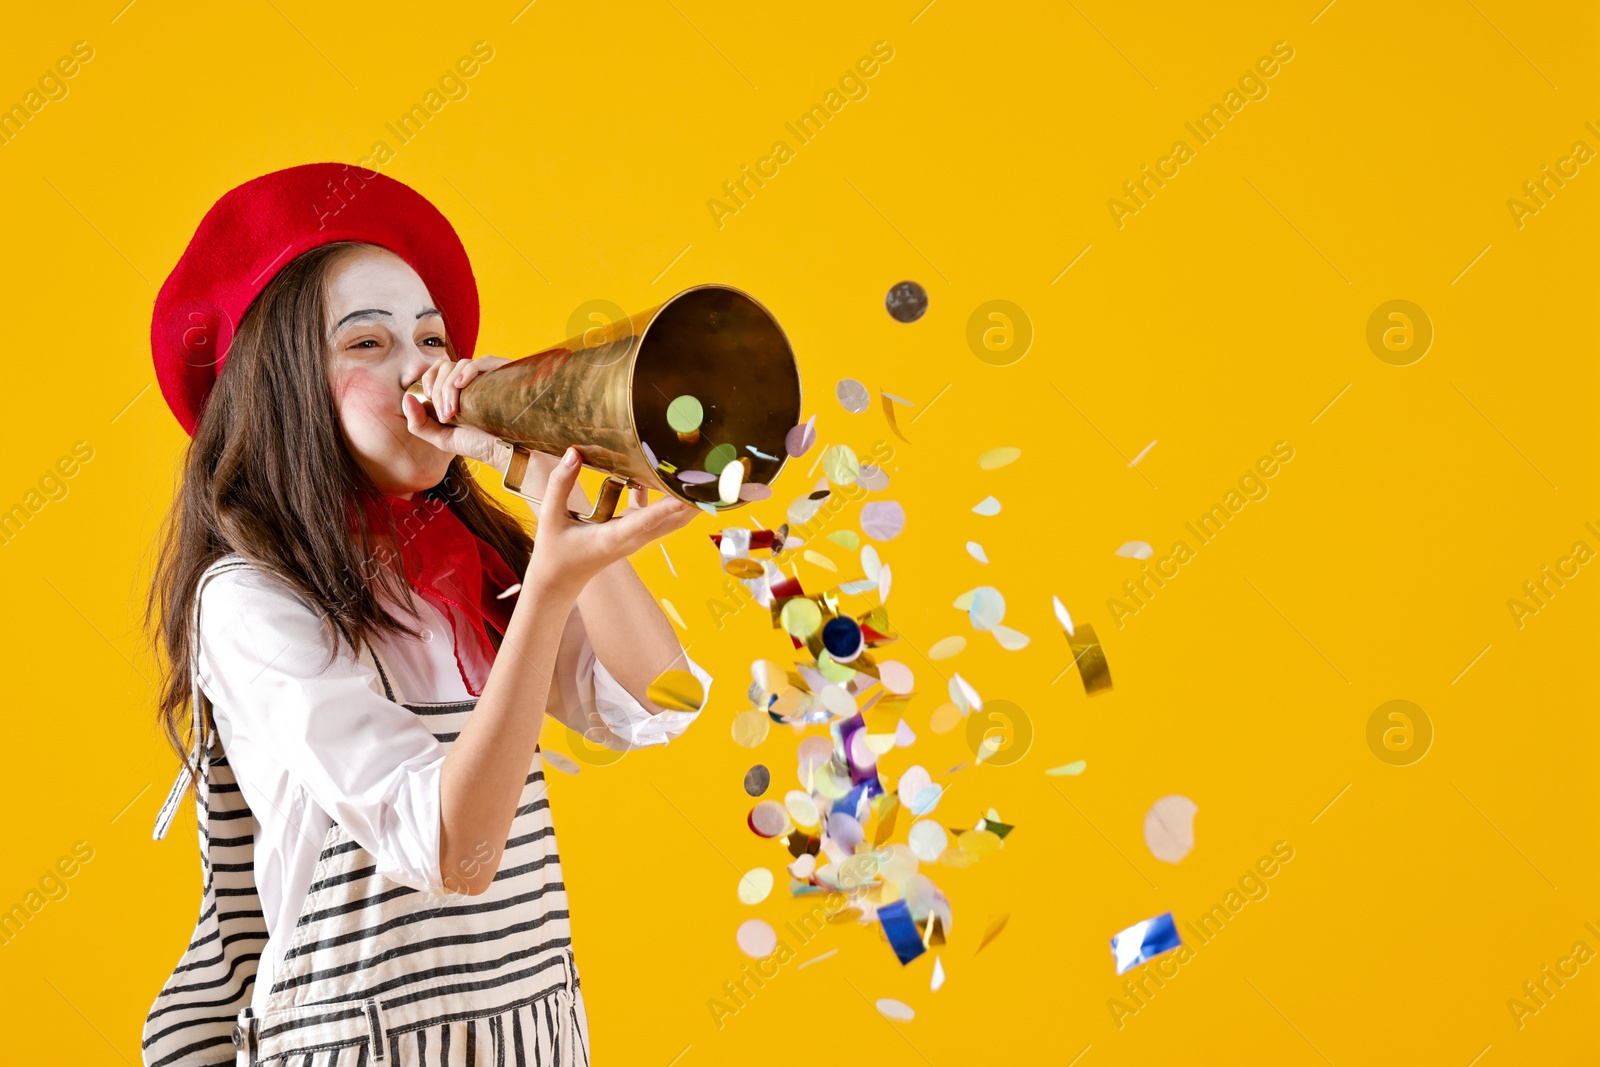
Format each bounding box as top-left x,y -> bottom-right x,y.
737,918 -> 778,958
1128,439 -> 1157,467
876,998 -> 916,1022
975,912 -> 1009,954
786,415 -> 817,458
972,495 -> 1001,516
744,765 -> 771,796
541,751 -> 580,775
928,636 -> 966,660
977,446 -> 1021,470
909,820 -> 947,862
732,709 -> 771,747
881,393 -> 911,443
822,444 -> 860,487
495,583 -> 521,600
837,378 -> 871,414
966,542 -> 989,564
797,948 -> 837,970
860,501 -> 906,541
1051,594 -> 1075,637
991,625 -> 1029,650
718,459 -> 746,504
748,801 -> 788,838
661,598 -> 686,630
885,280 -> 929,323
737,868 -> 775,905
858,463 -> 892,491
827,530 -> 861,550
929,704 -> 962,733
803,549 -> 838,573
1115,541 -> 1154,560
930,956 -> 946,991
666,395 -> 703,437
1045,761 -> 1087,776
875,899 -> 927,964
1111,912 -> 1181,975
1143,795 -> 1198,863
878,660 -> 914,694
1064,622 -> 1113,695
968,586 -> 1005,631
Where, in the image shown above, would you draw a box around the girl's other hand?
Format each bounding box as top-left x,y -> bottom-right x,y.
524,446 -> 700,598
401,354 -> 514,472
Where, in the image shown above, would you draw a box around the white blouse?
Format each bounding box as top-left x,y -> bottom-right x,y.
194,563 -> 711,1018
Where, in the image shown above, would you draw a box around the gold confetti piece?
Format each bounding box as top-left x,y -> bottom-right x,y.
827,530 -> 861,550
975,912 -> 1010,954
732,709 -> 771,747
541,751 -> 580,775
1066,622 -> 1113,695
881,393 -> 912,443
1045,760 -> 1087,776
928,635 -> 966,660
647,669 -> 707,713
873,794 -> 901,847
661,597 -> 686,630
1143,794 -> 1198,863
958,829 -> 1003,855
929,702 -> 962,734
802,549 -> 837,572
977,446 -> 1021,470
725,557 -> 765,579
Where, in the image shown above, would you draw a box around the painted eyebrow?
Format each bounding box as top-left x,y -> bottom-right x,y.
335,307 -> 443,329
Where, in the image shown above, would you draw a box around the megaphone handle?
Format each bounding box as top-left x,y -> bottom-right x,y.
500,442 -> 626,523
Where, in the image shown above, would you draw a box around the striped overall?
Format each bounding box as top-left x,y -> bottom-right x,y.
142,557 -> 591,1066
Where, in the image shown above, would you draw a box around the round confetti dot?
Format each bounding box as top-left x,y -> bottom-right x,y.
1144,794 -> 1199,863
860,501 -> 906,541
822,617 -> 864,660
876,998 -> 916,1021
784,790 -> 820,827
666,395 -> 703,433
737,868 -> 775,905
705,442 -> 739,476
968,587 -> 1005,631
837,378 -> 871,413
744,764 -> 771,796
732,709 -> 770,748
928,636 -> 966,660
748,801 -> 787,838
908,820 -> 948,862
780,598 -> 823,639
737,918 -> 778,959
929,702 -> 962,734
879,660 -> 914,695
885,281 -> 929,323
786,416 -> 817,458
822,444 -> 860,486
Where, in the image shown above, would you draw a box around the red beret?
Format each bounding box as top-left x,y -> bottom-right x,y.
151,162 -> 479,436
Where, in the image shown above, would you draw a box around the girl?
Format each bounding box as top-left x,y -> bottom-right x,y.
140,163 -> 709,1066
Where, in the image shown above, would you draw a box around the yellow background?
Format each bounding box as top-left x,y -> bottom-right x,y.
1,1 -> 1595,1063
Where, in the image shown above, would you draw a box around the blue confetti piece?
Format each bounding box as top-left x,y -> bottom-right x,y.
877,899 -> 926,965
1110,911 -> 1181,975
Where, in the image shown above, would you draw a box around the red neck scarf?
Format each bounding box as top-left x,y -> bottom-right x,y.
358,493 -> 523,697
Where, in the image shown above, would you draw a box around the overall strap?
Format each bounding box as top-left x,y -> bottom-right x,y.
153,554 -> 251,841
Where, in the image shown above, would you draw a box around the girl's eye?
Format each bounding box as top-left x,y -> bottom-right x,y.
421,336 -> 447,348
350,338 -> 383,350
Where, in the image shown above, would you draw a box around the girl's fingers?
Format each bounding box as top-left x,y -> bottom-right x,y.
539,447 -> 585,530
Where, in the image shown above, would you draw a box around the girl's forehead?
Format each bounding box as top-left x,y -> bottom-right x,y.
326,247 -> 435,316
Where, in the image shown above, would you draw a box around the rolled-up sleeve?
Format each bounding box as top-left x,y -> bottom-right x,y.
196,568 -> 448,894
547,602 -> 712,752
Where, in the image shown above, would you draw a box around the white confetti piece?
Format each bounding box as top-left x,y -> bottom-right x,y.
972,495 -> 1001,516
1144,794 -> 1199,863
860,501 -> 906,541
737,919 -> 777,958
1116,540 -> 1154,560
966,541 -> 989,564
1051,594 -> 1076,637
931,955 -> 946,991
1045,760 -> 1087,776
877,998 -> 915,1021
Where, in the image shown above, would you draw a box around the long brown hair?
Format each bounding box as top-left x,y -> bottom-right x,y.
145,240 -> 532,796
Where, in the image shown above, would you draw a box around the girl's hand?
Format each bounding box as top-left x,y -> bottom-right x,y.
401,354 -> 515,472
525,445 -> 700,598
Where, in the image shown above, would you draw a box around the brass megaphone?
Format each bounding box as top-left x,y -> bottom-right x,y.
409,284 -> 802,523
